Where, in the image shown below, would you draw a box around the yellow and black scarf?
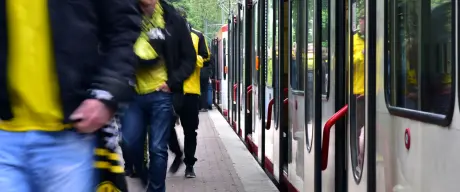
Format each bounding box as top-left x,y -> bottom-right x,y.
94,118 -> 127,192
134,2 -> 166,61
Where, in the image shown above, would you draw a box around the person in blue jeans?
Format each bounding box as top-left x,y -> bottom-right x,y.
0,0 -> 140,191
120,0 -> 196,191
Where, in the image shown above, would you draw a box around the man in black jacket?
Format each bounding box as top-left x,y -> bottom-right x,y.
119,0 -> 196,191
168,7 -> 211,178
0,0 -> 140,191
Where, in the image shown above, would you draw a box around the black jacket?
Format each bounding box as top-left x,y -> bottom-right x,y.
139,1 -> 197,93
0,0 -> 142,122
190,28 -> 210,63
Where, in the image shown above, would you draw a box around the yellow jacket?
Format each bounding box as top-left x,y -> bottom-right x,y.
183,29 -> 210,94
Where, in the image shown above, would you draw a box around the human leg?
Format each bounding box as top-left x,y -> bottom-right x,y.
30,130 -> 96,192
146,91 -> 173,192
168,116 -> 183,173
180,94 -> 199,178
120,99 -> 147,180
0,130 -> 30,192
199,80 -> 209,111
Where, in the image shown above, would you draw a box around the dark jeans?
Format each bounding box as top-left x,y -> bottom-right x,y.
200,79 -> 209,109
169,94 -> 200,166
120,91 -> 173,192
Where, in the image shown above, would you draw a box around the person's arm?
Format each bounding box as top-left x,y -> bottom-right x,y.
92,0 -> 141,110
165,14 -> 196,92
197,33 -> 210,63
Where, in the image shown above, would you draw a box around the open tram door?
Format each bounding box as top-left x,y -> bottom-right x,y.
320,0 -> 377,191
229,13 -> 240,133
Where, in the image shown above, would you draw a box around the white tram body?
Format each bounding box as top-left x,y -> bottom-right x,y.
214,25 -> 229,115
210,0 -> 458,191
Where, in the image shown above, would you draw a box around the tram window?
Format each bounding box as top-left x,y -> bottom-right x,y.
253,3 -> 259,85
266,0 -> 274,88
321,0 -> 330,99
350,0 -> 366,183
290,0 -> 304,91
386,0 -> 454,119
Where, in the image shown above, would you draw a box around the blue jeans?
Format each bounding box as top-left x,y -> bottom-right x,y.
0,129 -> 96,192
121,91 -> 173,192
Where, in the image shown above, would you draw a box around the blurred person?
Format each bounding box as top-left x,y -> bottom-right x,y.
119,0 -> 196,191
353,15 -> 366,174
199,43 -> 212,112
0,0 -> 140,191
168,7 -> 211,178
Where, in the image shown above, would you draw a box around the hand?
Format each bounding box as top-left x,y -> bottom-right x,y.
157,82 -> 170,92
70,99 -> 113,133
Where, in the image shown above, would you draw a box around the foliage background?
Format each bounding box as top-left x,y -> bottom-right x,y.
168,0 -> 238,40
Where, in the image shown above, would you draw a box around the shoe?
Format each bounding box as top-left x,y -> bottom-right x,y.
125,167 -> 138,178
169,154 -> 183,173
200,109 -> 208,112
185,166 -> 196,178
125,168 -> 134,177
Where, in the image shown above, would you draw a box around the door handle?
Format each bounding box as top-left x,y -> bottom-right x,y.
215,80 -> 220,93
265,98 -> 275,130
247,85 -> 252,91
233,84 -> 238,103
246,87 -> 253,113
321,105 -> 348,171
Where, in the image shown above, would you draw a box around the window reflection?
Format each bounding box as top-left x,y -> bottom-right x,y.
266,0 -> 274,87
387,0 -> 453,115
321,0 -> 330,98
305,0 -> 314,152
350,0 -> 366,182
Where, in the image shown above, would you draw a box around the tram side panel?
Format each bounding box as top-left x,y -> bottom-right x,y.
219,28 -> 229,117
375,1 -> 458,192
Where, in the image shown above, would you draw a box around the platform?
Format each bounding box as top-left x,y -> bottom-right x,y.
126,109 -> 278,192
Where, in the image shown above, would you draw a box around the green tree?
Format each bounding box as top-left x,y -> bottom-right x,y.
170,0 -> 229,39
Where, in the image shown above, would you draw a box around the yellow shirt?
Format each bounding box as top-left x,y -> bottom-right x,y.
183,32 -> 203,95
0,0 -> 66,131
133,32 -> 168,94
352,34 -> 365,95
135,62 -> 168,95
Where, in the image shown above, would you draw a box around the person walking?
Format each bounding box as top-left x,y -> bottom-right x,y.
168,7 -> 211,178
200,57 -> 213,112
0,0 -> 141,191
119,0 -> 196,191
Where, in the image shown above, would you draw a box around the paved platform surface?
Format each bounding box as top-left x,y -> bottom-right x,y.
126,108 -> 278,192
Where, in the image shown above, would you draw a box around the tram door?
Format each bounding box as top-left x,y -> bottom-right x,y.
344,0 -> 376,191
249,0 -> 263,163
238,2 -> 249,140
243,0 -> 254,146
230,14 -> 240,132
228,15 -> 235,125
262,0 -> 277,179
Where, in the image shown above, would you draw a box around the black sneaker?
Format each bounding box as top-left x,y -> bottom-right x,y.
125,168 -> 133,177
185,166 -> 196,178
199,109 -> 208,112
125,167 -> 138,178
169,155 -> 183,173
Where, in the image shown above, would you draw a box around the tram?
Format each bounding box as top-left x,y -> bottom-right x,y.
211,0 -> 458,191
